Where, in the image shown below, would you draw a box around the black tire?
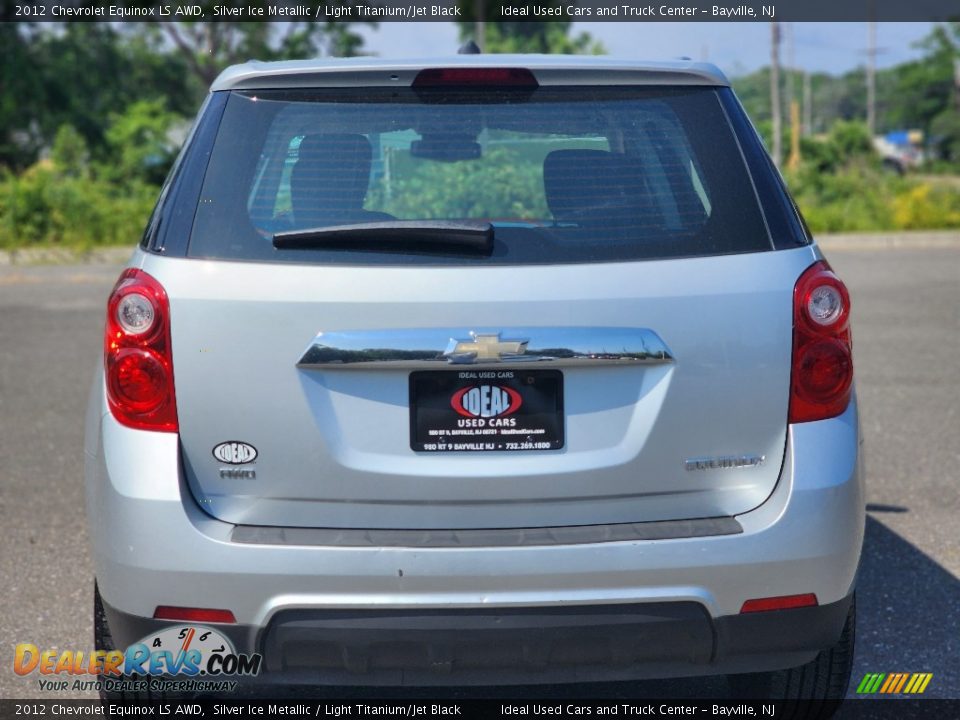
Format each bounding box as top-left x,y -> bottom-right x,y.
94,582 -> 121,701
95,582 -> 159,702
881,158 -> 905,176
727,595 -> 856,720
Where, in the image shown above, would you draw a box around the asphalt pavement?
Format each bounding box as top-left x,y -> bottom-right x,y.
0,242 -> 957,703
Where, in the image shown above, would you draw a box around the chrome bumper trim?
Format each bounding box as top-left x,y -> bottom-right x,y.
231,516 -> 741,548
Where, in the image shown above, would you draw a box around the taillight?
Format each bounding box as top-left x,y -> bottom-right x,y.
412,67 -> 538,88
104,269 -> 177,432
789,261 -> 853,423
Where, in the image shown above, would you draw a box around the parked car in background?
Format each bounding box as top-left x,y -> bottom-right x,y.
874,129 -> 925,174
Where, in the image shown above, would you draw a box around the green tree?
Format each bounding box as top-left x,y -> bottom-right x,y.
882,29 -> 955,135
734,67 -> 867,136
152,11 -> 373,88
455,5 -> 605,54
929,109 -> 960,162
734,22 -> 959,145
0,17 -> 372,171
0,23 -> 194,171
103,99 -> 181,185
0,22 -> 46,169
50,125 -> 91,179
798,120 -> 877,174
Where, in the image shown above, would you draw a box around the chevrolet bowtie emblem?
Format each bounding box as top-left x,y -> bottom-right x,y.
443,332 -> 530,364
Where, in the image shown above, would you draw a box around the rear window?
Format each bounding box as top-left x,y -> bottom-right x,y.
188,85 -> 772,265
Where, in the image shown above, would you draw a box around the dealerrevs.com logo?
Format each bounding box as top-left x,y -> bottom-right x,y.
452,384 -> 522,419
14,625 -> 261,694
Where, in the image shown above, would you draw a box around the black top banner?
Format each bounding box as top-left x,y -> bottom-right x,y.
5,0 -> 960,23
0,699 -> 958,719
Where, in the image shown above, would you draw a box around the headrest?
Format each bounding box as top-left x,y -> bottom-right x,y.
292,133 -> 374,212
543,149 -> 647,222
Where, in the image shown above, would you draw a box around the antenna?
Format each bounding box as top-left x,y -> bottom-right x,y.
458,40 -> 482,55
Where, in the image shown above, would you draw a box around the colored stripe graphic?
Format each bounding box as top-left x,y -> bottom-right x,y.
915,673 -> 933,694
879,674 -> 898,693
856,673 -> 885,693
868,673 -> 885,693
856,672 -> 932,694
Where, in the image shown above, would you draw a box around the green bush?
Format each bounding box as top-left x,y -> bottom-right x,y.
0,148 -> 157,250
784,120 -> 960,233
892,183 -> 960,229
786,163 -> 894,232
786,165 -> 960,233
0,102 -> 174,249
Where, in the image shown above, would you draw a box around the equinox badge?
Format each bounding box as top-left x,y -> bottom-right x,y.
685,455 -> 766,471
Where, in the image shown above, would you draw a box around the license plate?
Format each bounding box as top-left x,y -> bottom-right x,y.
410,370 -> 564,452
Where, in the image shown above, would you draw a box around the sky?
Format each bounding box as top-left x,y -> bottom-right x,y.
357,22 -> 937,77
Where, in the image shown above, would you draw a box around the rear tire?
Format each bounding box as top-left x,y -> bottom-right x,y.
95,582 -> 125,701
95,582 -> 160,702
727,594 -> 856,719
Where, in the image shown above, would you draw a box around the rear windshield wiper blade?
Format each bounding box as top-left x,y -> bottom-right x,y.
273,221 -> 494,253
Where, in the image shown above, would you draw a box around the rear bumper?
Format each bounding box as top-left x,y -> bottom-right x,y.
86,380 -> 864,684
101,594 -> 853,686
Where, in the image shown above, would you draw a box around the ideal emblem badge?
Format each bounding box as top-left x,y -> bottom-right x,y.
212,441 -> 258,465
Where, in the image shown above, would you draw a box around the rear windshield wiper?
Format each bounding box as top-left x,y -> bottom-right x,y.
272,221 -> 494,253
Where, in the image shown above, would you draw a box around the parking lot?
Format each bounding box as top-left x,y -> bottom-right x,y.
0,241 -> 957,701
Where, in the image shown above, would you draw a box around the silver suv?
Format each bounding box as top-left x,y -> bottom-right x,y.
85,56 -> 863,701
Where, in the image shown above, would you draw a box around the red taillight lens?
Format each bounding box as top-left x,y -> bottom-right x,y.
789,261 -> 853,423
110,349 -> 170,412
412,67 -> 538,88
740,593 -> 819,613
153,606 -> 236,624
105,269 -> 177,432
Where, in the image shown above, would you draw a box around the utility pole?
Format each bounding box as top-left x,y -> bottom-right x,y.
770,22 -> 782,168
866,20 -> 877,136
859,14 -> 887,135
788,101 -> 802,170
785,24 -> 801,169
785,23 -> 795,117
475,0 -> 485,51
803,70 -> 812,136
954,58 -> 960,111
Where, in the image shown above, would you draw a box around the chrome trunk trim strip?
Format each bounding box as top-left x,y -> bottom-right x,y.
297,327 -> 673,369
